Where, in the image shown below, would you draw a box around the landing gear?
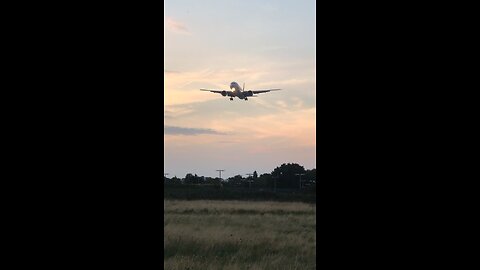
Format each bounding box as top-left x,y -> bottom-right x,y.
230,97 -> 233,101
244,98 -> 248,101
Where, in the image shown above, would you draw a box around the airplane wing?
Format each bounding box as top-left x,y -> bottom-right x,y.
200,89 -> 226,93
200,89 -> 234,96
250,89 -> 281,94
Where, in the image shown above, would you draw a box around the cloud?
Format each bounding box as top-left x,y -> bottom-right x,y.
164,105 -> 195,120
166,18 -> 190,34
163,57 -> 315,107
164,125 -> 225,136
164,70 -> 180,74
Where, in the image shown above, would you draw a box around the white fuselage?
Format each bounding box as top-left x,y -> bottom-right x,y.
229,82 -> 245,99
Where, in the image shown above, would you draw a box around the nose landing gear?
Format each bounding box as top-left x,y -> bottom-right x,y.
230,97 -> 233,101
244,98 -> 248,101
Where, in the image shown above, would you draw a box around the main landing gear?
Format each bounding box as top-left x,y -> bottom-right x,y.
230,97 -> 233,101
244,98 -> 248,101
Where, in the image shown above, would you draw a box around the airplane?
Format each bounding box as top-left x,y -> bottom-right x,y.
200,82 -> 281,101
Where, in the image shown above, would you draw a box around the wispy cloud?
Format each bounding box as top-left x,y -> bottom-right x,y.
164,0 -> 316,177
163,57 -> 315,107
164,125 -> 225,136
166,17 -> 190,34
164,69 -> 181,74
164,105 -> 195,120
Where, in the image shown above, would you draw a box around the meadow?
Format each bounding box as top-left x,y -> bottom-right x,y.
164,200 -> 316,270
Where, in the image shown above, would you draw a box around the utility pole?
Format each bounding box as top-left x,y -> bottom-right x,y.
216,169 -> 225,180
295,173 -> 305,190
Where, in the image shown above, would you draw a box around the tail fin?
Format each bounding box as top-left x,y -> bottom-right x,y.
243,82 -> 245,92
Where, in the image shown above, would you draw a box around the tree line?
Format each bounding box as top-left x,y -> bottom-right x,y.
164,163 -> 316,190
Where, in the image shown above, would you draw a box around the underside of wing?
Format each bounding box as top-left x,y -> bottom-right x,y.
250,89 -> 282,94
200,89 -> 234,97
200,89 -> 226,93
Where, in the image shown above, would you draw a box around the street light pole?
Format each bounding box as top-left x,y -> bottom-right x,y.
295,173 -> 305,190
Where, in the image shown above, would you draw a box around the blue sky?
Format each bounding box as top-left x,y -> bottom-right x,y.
164,0 -> 316,178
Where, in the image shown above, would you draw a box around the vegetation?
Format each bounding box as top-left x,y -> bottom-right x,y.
164,185 -> 315,203
164,163 -> 316,203
164,200 -> 316,270
164,163 -> 317,191
164,163 -> 317,268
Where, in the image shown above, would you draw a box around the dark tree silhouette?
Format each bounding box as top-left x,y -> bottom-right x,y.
227,175 -> 244,187
164,163 -> 315,191
184,173 -> 204,184
305,169 -> 316,183
257,173 -> 271,188
271,163 -> 306,189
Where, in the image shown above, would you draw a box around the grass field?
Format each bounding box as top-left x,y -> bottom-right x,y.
164,200 -> 316,270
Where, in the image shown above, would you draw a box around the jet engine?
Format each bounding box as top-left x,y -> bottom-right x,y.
246,90 -> 253,96
221,91 -> 227,96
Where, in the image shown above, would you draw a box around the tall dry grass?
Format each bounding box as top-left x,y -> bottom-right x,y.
164,200 -> 316,270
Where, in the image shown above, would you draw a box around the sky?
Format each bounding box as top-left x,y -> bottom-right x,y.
164,0 -> 316,179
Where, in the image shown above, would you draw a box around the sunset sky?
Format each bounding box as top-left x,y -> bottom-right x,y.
164,0 -> 316,178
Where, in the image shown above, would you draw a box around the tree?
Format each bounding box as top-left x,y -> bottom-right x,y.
171,176 -> 181,185
305,169 -> 316,184
253,171 -> 258,179
271,163 -> 306,189
165,176 -> 182,186
256,173 -> 270,188
205,177 -> 221,186
184,173 -> 203,184
184,173 -> 195,184
227,175 -> 244,187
